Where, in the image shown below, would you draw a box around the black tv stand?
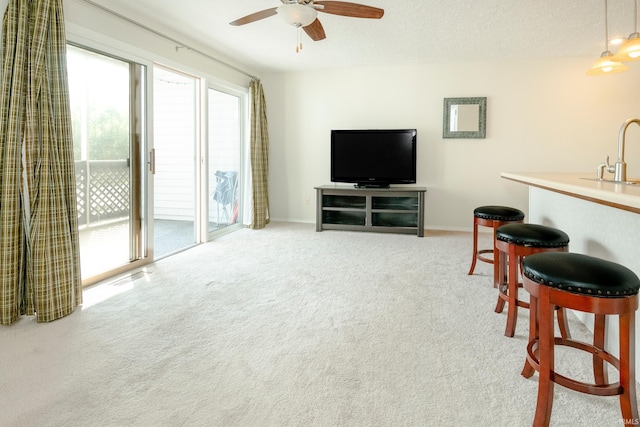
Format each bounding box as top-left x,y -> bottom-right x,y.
315,185 -> 427,237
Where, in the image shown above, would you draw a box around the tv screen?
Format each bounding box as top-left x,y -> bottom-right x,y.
331,129 -> 417,188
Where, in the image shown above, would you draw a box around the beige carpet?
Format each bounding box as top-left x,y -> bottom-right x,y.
0,222 -> 635,426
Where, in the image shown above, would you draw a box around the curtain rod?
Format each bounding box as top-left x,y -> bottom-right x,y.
78,0 -> 259,81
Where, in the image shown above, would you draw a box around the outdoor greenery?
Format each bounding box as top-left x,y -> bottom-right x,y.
72,106 -> 129,161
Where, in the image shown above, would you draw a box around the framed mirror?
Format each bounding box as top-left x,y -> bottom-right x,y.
443,97 -> 487,139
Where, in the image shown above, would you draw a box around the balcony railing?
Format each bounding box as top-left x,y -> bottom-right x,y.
75,160 -> 129,227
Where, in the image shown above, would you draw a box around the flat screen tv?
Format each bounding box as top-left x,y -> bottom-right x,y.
331,129 -> 417,188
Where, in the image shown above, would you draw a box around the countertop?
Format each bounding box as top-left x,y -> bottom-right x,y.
501,172 -> 640,214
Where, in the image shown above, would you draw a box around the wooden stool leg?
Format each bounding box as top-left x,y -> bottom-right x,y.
522,290 -> 538,378
495,248 -> 507,313
593,314 -> 608,385
556,307 -> 572,340
619,310 -> 639,424
534,286 -> 555,426
468,219 -> 479,275
492,222 -> 500,288
504,245 -> 519,337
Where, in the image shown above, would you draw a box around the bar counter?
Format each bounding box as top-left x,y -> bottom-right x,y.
501,171 -> 640,214
501,171 -> 640,371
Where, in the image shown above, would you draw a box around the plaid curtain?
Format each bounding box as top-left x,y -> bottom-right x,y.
0,0 -> 81,325
249,80 -> 270,229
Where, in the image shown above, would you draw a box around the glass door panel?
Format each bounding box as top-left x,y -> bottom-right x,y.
67,45 -> 144,281
208,89 -> 241,233
153,66 -> 198,258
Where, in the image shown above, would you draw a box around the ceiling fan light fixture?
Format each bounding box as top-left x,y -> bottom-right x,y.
587,51 -> 629,75
277,4 -> 318,27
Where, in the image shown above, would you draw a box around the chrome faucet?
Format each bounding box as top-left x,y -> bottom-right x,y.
600,118 -> 640,182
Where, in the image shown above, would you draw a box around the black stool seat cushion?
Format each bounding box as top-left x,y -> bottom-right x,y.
497,223 -> 569,248
523,252 -> 640,297
474,205 -> 525,221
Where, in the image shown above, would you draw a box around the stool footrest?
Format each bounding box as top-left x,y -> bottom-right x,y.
497,283 -> 530,309
525,337 -> 623,397
476,249 -> 494,265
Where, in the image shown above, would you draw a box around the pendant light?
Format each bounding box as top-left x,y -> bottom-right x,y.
613,0 -> 640,61
588,0 -> 629,75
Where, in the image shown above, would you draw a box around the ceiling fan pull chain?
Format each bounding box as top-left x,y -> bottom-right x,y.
296,24 -> 302,53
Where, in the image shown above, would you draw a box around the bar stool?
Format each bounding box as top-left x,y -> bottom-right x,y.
494,223 -> 570,337
468,205 -> 525,287
520,252 -> 640,426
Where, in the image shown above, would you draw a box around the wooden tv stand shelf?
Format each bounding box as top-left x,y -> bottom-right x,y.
315,185 -> 427,237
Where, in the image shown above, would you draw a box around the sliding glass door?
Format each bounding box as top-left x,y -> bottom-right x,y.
68,47 -> 246,283
67,45 -> 146,283
152,66 -> 199,258
208,88 -> 242,234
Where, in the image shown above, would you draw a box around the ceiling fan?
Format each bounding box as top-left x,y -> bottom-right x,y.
229,1 -> 384,50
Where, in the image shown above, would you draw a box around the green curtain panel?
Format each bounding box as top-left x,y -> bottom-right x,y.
0,0 -> 81,325
249,80 -> 270,229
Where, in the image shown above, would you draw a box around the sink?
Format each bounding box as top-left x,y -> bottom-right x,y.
580,177 -> 640,185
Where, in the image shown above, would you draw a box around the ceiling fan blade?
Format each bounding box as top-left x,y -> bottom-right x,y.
229,7 -> 278,26
314,1 -> 384,19
304,18 -> 326,41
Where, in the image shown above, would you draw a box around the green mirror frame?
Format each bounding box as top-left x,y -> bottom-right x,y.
443,97 -> 487,139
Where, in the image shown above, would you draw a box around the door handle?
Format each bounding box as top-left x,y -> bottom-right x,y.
149,148 -> 155,175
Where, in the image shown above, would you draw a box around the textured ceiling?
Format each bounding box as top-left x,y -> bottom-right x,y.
88,0 -> 634,74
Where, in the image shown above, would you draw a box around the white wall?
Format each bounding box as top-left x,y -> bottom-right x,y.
262,59 -> 640,230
